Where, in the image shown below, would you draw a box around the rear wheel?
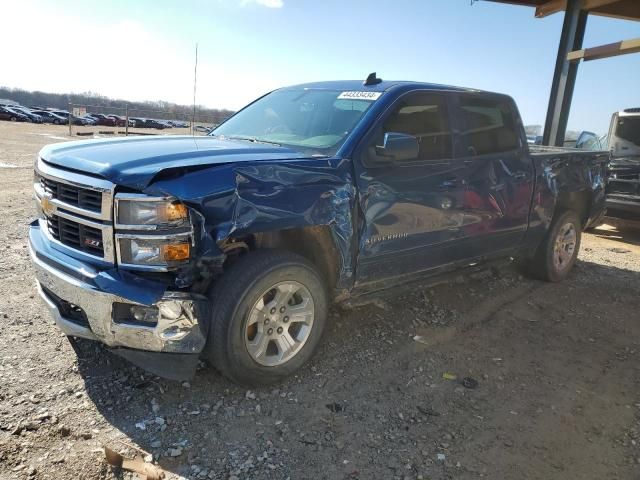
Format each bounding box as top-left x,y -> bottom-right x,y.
10,116 -> 16,122
528,210 -> 582,282
205,250 -> 328,386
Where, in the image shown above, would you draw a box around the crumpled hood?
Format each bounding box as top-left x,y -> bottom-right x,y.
39,135 -> 310,189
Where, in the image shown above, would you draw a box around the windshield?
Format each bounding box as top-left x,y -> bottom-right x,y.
211,89 -> 379,155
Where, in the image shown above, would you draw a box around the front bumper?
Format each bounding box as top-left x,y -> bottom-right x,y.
29,222 -> 208,356
606,195 -> 640,220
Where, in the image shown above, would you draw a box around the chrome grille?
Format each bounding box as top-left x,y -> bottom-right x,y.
47,214 -> 105,257
35,157 -> 116,263
41,177 -> 102,212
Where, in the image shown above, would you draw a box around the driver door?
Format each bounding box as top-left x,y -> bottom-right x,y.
352,91 -> 471,284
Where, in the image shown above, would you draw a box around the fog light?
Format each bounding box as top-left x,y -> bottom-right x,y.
130,305 -> 159,325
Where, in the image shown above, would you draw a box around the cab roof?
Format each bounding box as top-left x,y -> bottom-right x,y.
286,80 -> 479,93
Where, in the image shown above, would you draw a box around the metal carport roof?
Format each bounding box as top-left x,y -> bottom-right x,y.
481,0 -> 640,146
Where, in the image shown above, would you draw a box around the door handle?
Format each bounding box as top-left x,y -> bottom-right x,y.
442,178 -> 464,188
513,172 -> 527,181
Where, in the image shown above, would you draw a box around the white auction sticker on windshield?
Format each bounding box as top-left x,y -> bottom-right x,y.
337,91 -> 382,101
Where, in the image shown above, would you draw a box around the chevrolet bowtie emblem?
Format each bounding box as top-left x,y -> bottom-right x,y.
41,194 -> 56,216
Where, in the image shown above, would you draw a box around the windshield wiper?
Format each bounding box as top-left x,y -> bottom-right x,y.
223,135 -> 281,147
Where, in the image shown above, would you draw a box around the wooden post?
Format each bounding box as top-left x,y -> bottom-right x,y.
68,102 -> 72,136
125,104 -> 129,137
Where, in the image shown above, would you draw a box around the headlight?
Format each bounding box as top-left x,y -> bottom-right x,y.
116,195 -> 189,228
117,235 -> 191,268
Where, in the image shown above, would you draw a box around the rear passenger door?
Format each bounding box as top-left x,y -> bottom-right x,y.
450,93 -> 534,257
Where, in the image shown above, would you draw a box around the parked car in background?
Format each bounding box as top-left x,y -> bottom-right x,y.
48,109 -> 70,118
168,120 -> 189,128
605,108 -> 640,221
574,131 -> 605,150
87,113 -> 117,126
31,110 -> 68,125
107,115 -> 134,127
30,77 -> 609,384
75,116 -> 96,126
129,117 -> 146,128
193,125 -> 213,134
130,117 -> 170,129
10,107 -> 43,123
145,119 -> 172,129
527,135 -> 542,145
0,106 -> 31,122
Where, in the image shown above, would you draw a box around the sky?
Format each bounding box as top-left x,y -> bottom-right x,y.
2,0 -> 639,134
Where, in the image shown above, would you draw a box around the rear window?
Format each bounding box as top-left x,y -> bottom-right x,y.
457,96 -> 520,156
615,116 -> 640,147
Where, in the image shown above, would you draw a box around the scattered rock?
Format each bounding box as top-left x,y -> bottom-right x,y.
412,335 -> 429,345
417,405 -> 440,417
461,377 -> 479,389
169,447 -> 183,457
326,402 -> 344,413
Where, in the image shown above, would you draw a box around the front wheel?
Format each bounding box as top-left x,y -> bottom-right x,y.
527,210 -> 582,282
205,250 -> 328,386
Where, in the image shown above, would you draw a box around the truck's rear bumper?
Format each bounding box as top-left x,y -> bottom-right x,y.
29,222 -> 208,377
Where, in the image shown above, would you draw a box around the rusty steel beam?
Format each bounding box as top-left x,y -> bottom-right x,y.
568,37 -> 640,61
542,0 -> 588,146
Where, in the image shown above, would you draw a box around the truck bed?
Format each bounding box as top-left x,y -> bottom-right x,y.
528,144 -> 607,155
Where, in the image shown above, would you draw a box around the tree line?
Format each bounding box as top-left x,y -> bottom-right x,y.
0,86 -> 234,124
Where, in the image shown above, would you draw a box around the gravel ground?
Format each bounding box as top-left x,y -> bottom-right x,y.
0,122 -> 639,480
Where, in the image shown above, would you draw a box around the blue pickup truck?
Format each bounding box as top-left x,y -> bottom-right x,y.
30,75 -> 609,385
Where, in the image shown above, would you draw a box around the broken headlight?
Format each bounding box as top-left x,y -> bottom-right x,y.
115,195 -> 188,229
114,193 -> 193,270
117,234 -> 191,269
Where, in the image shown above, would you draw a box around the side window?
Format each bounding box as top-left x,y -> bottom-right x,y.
379,92 -> 452,161
457,95 -> 520,156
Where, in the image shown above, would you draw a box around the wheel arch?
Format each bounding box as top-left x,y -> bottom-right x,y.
224,226 -> 341,293
554,190 -> 592,229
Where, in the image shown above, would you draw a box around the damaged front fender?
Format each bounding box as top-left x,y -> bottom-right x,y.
143,157 -> 358,290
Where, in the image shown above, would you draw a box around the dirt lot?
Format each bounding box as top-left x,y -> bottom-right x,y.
0,121 -> 639,480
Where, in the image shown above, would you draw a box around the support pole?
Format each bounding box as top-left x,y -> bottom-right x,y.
125,104 -> 129,137
542,0 -> 588,146
68,102 -> 72,136
192,43 -> 198,136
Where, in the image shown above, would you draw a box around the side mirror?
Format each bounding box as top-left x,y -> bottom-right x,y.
375,132 -> 419,162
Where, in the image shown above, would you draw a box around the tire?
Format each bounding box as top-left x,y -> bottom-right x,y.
205,249 -> 329,386
10,116 -> 16,122
53,119 -> 60,125
528,209 -> 582,282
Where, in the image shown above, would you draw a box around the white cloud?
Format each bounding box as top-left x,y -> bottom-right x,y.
241,0 -> 284,8
0,1 -> 285,111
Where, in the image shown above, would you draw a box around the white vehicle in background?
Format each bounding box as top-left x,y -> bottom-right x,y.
606,108 -> 640,221
609,108 -> 640,158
